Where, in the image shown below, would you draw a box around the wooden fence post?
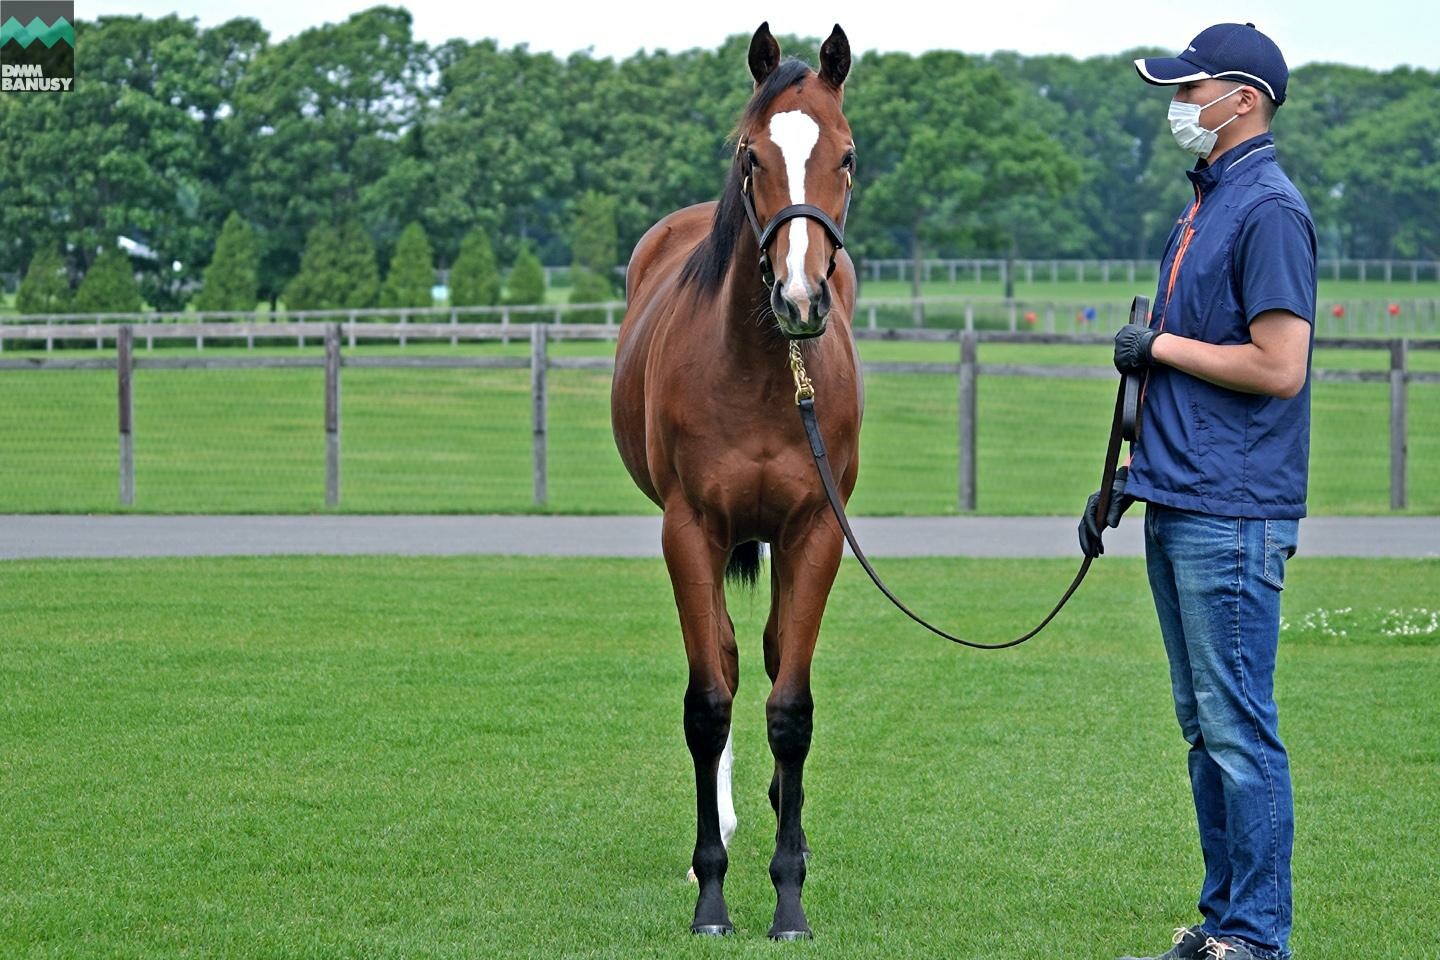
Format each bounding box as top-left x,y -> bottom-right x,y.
531,324 -> 548,506
326,323 -> 341,508
1390,338 -> 1408,510
118,325 -> 134,506
959,330 -> 977,512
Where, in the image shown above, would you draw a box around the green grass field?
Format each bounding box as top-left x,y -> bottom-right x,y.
2,554 -> 1436,958
2,339 -> 1437,515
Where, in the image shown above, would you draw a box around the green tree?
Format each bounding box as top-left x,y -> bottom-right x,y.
568,268 -> 615,323
381,221 -> 436,308
566,190 -> 618,319
426,41 -> 573,266
570,191 -> 618,276
283,219 -> 379,310
227,7 -> 426,301
448,227 -> 501,307
850,54 -> 1078,299
505,241 -> 545,306
0,15 -> 228,297
73,247 -> 143,314
15,248 -> 71,314
194,211 -> 260,312
1331,87 -> 1440,258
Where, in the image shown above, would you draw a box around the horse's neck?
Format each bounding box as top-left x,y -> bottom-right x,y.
717,232 -> 787,368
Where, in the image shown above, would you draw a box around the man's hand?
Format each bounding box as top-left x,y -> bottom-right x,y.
1078,466 -> 1137,558
1114,325 -> 1161,374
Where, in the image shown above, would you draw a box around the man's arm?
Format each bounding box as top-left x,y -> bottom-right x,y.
1151,310 -> 1310,399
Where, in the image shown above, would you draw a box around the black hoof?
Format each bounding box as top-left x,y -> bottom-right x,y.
768,928 -> 813,941
692,923 -> 735,937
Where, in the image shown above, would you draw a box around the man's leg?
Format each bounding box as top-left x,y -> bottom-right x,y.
1145,505 -> 1231,933
1168,511 -> 1295,958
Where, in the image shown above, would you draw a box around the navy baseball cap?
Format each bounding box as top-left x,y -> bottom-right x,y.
1135,22 -> 1289,105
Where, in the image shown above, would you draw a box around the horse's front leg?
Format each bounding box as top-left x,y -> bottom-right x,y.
766,516 -> 843,940
661,508 -> 735,935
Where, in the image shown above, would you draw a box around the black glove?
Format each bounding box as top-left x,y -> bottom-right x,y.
1078,466 -> 1136,558
1114,325 -> 1160,374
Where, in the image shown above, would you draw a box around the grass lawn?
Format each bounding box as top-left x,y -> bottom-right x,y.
1,554 -> 1436,958
2,338 -> 1437,515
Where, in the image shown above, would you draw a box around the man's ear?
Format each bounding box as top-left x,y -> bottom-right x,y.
749,22 -> 781,87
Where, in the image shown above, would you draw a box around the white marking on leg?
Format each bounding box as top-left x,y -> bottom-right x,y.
717,729 -> 737,848
768,109 -> 819,302
689,730 -> 737,883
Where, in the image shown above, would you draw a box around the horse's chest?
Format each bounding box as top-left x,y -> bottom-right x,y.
663,424 -> 822,520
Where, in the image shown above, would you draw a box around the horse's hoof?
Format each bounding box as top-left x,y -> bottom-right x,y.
692,923 -> 735,937
768,928 -> 813,941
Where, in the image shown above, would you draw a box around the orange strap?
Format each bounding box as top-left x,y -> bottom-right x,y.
1140,193 -> 1203,412
1160,194 -> 1202,332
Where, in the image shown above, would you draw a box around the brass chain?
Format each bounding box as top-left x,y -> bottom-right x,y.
788,340 -> 815,404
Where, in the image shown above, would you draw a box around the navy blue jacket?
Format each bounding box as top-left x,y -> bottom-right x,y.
1128,132 -> 1318,519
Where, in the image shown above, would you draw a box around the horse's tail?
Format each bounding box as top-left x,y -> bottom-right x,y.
725,541 -> 763,590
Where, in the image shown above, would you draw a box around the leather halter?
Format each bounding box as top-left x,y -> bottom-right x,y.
736,138 -> 853,292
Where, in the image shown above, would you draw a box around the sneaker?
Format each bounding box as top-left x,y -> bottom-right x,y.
1199,937 -> 1265,960
1118,925 -> 1209,960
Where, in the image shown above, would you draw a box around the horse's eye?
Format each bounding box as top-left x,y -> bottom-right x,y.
747,148 -> 760,169
841,151 -> 856,170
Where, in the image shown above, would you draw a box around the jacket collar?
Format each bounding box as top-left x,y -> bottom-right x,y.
1187,132 -> 1275,192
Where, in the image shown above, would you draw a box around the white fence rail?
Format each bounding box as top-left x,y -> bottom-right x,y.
4,294 -> 1439,349
2,322 -> 1434,512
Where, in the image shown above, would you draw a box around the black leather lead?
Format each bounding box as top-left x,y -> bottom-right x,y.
795,295 -> 1149,650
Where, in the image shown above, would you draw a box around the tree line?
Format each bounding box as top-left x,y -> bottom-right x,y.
2,6 -> 1435,311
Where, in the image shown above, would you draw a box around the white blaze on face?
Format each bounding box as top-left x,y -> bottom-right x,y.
768,109 -> 820,301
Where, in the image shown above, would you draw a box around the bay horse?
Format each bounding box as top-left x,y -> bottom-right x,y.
610,22 -> 861,940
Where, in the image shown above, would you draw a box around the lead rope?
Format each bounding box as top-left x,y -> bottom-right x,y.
788,321 -> 1140,650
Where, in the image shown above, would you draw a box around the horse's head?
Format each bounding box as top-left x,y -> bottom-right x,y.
736,22 -> 853,340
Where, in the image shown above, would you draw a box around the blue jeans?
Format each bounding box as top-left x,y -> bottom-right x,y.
1143,504 -> 1297,960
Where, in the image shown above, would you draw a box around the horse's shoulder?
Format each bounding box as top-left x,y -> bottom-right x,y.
626,204 -> 715,298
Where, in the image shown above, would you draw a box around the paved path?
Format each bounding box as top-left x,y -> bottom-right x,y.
3,515 -> 1436,560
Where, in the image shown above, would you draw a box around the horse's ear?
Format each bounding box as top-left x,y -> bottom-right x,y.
819,24 -> 850,90
749,22 -> 782,86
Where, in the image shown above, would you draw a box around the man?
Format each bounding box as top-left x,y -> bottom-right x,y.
1078,22 -> 1317,960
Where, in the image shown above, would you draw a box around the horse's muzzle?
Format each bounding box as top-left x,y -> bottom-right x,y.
771,278 -> 831,339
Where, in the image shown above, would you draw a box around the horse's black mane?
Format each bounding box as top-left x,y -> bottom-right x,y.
678,58 -> 814,294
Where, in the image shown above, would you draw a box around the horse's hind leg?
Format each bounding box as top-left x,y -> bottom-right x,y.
718,612 -> 738,851
661,509 -> 735,935
766,521 -> 843,940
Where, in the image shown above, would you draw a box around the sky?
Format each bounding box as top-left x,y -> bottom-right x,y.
93,0 -> 1438,71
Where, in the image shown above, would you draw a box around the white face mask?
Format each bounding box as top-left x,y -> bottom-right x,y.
1168,84 -> 1244,158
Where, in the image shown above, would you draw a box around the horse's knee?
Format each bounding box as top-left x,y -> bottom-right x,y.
685,684 -> 733,756
766,691 -> 813,763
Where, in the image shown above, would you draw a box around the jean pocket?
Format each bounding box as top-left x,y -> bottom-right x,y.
1262,519 -> 1299,591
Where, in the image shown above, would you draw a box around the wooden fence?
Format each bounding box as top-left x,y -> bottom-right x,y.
1,322 -> 1435,511
860,257 -> 1440,285
5,295 -> 1440,346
